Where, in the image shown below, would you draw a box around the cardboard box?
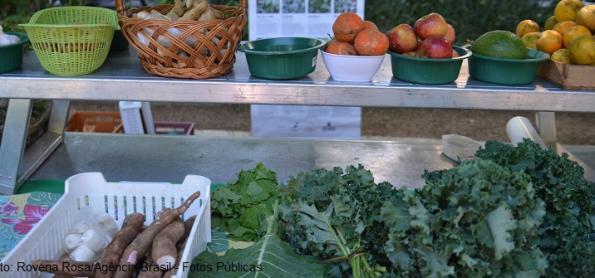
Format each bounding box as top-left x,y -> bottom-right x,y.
539,60 -> 595,90
66,111 -> 123,133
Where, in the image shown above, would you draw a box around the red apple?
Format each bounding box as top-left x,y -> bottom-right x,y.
414,12 -> 448,39
452,49 -> 460,58
418,37 -> 453,58
445,24 -> 456,44
387,24 -> 418,53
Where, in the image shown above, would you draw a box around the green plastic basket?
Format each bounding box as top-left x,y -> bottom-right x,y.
20,6 -> 119,76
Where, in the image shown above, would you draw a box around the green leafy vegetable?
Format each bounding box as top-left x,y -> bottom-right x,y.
211,163 -> 279,241
381,159 -> 547,277
281,165 -> 392,278
193,202 -> 327,278
476,139 -> 595,277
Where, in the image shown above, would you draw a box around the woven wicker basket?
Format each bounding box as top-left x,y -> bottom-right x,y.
116,0 -> 247,79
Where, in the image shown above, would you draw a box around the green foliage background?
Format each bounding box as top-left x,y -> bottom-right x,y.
366,0 -> 555,43
2,0 -> 556,42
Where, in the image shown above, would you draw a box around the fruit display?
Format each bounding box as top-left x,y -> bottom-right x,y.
469,30 -> 548,85
328,12 -> 389,56
387,12 -> 458,59
517,0 -> 594,65
323,13 -> 388,82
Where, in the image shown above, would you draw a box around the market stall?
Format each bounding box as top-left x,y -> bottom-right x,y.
0,0 -> 594,277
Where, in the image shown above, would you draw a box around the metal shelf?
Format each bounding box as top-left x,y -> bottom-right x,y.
2,49 -> 595,193
1,50 -> 594,112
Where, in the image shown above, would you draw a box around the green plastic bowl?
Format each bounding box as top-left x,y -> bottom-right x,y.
389,46 -> 471,85
239,37 -> 326,80
469,48 -> 549,85
0,32 -> 29,73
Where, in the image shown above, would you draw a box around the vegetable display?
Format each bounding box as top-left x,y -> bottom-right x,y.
211,162 -> 280,241
196,140 -> 593,277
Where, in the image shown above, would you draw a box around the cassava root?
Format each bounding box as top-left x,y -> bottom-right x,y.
114,191 -> 200,278
95,213 -> 144,278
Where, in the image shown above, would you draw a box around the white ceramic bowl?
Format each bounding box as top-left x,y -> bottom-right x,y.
321,51 -> 385,82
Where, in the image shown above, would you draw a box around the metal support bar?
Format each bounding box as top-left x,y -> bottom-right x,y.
14,100 -> 70,191
536,112 -> 558,150
0,99 -> 32,194
47,100 -> 70,134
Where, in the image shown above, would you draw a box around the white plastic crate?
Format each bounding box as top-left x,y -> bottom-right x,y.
2,172 -> 211,278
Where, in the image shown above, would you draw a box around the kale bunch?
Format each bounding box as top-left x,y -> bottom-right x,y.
381,159 -> 547,277
280,165 -> 393,278
211,163 -> 279,241
476,139 -> 595,277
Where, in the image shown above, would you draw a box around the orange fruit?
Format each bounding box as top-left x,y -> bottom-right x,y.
576,5 -> 595,32
551,48 -> 572,64
516,19 -> 540,38
562,25 -> 591,48
362,20 -> 379,31
537,30 -> 563,54
326,39 -> 356,55
354,29 -> 389,56
553,21 -> 577,34
555,0 -> 584,22
522,32 -> 542,49
569,36 -> 595,64
544,16 -> 557,30
333,13 -> 364,43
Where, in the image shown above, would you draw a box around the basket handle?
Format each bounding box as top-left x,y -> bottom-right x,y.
115,0 -> 247,14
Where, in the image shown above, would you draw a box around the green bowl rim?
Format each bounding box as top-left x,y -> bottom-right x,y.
239,37 -> 326,56
0,32 -> 29,49
389,46 -> 471,62
470,49 -> 550,63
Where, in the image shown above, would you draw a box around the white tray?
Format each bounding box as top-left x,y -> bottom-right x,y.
2,172 -> 211,278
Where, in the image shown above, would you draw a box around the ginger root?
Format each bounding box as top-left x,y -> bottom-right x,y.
180,0 -> 208,20
165,0 -> 185,20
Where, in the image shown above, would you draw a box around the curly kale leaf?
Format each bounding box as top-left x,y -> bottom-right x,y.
476,139 -> 595,277
281,165 -> 391,278
382,160 -> 547,277
211,163 -> 279,241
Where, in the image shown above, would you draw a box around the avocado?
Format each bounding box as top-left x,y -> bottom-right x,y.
472,30 -> 528,59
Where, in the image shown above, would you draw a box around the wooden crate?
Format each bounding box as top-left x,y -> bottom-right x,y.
539,60 -> 595,90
